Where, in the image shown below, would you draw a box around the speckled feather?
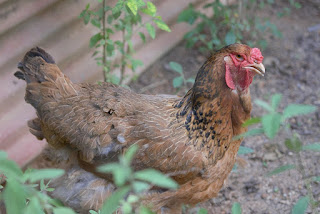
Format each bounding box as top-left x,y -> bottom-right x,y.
17,44 -> 258,213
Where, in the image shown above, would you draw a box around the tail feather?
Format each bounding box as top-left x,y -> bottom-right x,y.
14,47 -> 56,84
14,47 -> 78,109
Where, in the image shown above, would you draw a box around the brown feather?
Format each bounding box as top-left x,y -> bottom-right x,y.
18,44 -> 261,213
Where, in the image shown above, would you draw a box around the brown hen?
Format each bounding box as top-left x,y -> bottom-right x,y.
15,44 -> 265,213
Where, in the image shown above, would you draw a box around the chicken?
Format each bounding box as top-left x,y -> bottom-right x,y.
15,44 -> 265,213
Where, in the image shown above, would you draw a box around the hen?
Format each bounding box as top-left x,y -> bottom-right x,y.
15,44 -> 265,213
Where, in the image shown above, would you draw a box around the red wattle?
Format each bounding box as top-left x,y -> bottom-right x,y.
225,64 -> 235,90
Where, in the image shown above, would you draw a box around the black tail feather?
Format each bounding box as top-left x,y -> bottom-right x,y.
25,47 -> 55,64
14,47 -> 56,83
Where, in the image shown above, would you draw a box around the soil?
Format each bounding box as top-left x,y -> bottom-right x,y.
130,1 -> 320,213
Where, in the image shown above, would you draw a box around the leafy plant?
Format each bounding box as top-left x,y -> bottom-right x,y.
240,94 -> 319,213
0,151 -> 73,214
177,0 -> 299,53
80,0 -> 171,84
97,145 -> 178,213
231,202 -> 242,214
237,93 -> 317,140
169,61 -> 195,91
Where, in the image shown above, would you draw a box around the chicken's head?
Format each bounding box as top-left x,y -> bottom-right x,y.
224,44 -> 265,92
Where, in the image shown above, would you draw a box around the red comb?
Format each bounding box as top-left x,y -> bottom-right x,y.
251,48 -> 263,63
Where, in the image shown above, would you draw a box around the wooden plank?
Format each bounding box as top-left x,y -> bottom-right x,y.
0,0 -> 100,69
0,0 -> 59,34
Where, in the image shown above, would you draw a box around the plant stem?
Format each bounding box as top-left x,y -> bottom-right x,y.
102,0 -> 107,82
119,28 -> 126,85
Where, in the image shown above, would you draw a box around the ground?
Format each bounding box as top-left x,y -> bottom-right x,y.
130,1 -> 320,213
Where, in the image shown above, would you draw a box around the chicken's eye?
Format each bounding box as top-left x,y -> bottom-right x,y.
235,54 -> 244,61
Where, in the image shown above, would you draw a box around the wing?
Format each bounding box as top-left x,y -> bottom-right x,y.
32,82 -> 206,178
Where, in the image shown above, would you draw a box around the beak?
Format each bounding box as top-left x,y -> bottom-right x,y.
244,63 -> 265,76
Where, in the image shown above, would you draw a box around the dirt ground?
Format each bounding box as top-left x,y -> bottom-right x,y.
130,1 -> 320,213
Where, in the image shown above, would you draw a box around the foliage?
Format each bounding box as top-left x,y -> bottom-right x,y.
97,145 -> 178,213
0,151 -> 72,214
231,202 -> 242,214
178,0 -> 301,53
239,93 -> 317,140
240,93 -> 319,213
80,0 -> 170,84
169,61 -> 195,92
0,145 -> 178,214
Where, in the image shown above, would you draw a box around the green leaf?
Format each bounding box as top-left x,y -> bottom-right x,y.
292,196 -> 309,214
261,113 -> 281,139
89,33 -> 102,48
122,202 -> 132,214
85,3 -> 90,10
23,168 -> 64,183
169,62 -> 183,74
132,181 -> 150,193
134,169 -> 178,189
186,78 -> 195,84
48,197 -> 64,207
0,158 -> 23,179
225,31 -> 236,45
127,195 -> 139,204
83,13 -> 90,25
136,0 -> 146,7
237,146 -> 254,155
98,163 -> 121,173
282,104 -> 317,120
53,207 -> 77,214
91,18 -> 101,28
254,99 -> 273,112
242,117 -> 261,127
267,164 -> 295,176
154,19 -> 171,32
112,0 -> 124,17
110,74 -> 120,84
173,77 -> 184,88
147,1 -> 157,16
145,23 -> 156,39
140,8 -> 153,16
101,186 -> 131,214
231,202 -> 242,214
312,176 -> 320,182
24,197 -> 44,214
127,0 -> 138,15
131,59 -> 143,71
284,138 -> 302,153
139,206 -> 154,214
271,93 -> 282,110
302,143 -> 320,152
177,6 -> 198,25
139,32 -> 146,43
233,128 -> 264,140
0,151 -> 8,159
124,144 -> 138,165
100,162 -> 131,187
3,178 -> 26,214
198,208 -> 208,214
106,43 -> 115,56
